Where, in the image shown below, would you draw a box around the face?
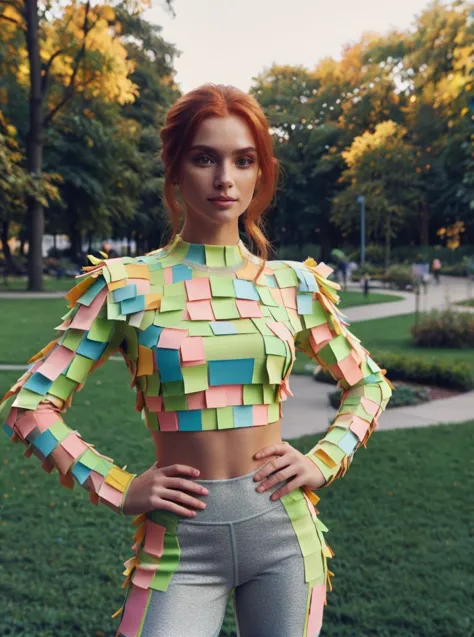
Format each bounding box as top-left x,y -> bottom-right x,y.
177,115 -> 260,229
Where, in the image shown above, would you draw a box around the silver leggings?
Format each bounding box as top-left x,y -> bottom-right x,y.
116,465 -> 329,637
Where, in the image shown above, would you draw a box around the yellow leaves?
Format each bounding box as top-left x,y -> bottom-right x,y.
436,222 -> 465,250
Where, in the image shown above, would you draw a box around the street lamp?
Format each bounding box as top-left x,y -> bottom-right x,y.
356,195 -> 366,266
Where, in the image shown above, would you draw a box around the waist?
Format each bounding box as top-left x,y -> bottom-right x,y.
151,418 -> 283,479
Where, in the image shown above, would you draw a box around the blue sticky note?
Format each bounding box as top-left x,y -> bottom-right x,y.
113,283 -> 138,303
24,372 -> 53,395
265,274 -> 277,288
178,410 -> 203,431
138,324 -> 163,348
185,244 -> 206,264
156,349 -> 183,382
31,429 -> 58,456
71,461 -> 92,485
120,295 -> 146,315
208,359 -> 254,385
77,336 -> 107,361
172,264 -> 194,283
209,321 -> 238,335
233,405 -> 254,427
338,431 -> 359,454
233,279 -> 259,300
78,277 -> 107,306
301,269 -> 319,292
296,293 -> 313,315
149,262 -> 163,271
2,423 -> 14,438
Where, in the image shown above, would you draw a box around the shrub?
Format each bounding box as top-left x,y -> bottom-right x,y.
328,383 -> 431,409
313,352 -> 473,391
385,264 -> 413,289
411,309 -> 474,348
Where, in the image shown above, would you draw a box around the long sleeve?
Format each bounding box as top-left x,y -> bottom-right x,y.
293,258 -> 393,487
0,261 -> 137,515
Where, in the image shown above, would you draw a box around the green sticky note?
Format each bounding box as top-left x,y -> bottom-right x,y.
288,312 -> 303,334
78,448 -> 103,471
205,245 -> 227,268
307,454 -> 336,481
149,269 -> 165,287
261,305 -> 273,317
225,246 -> 241,266
267,402 -> 280,422
274,267 -> 298,289
107,298 -> 126,322
252,358 -> 269,383
49,375 -> 78,401
269,305 -> 289,322
216,406 -> 234,429
163,394 -> 188,411
145,410 -> 159,431
266,355 -> 285,384
204,334 -> 263,360
293,514 -> 319,556
251,318 -> 273,336
263,384 -> 276,404
304,549 -> 325,584
161,381 -> 185,396
210,276 -> 236,297
182,364 -> 209,393
257,287 -> 278,307
185,321 -> 213,337
153,310 -> 184,327
302,302 -> 327,329
145,373 -> 161,395
211,299 -> 240,319
264,335 -> 287,357
329,335 -> 352,362
106,260 -> 128,282
243,384 -> 264,405
88,318 -> 115,343
163,281 -> 185,297
139,310 -> 156,332
324,428 -> 348,446
49,419 -> 72,442
234,319 -> 258,334
61,329 -> 84,352
66,354 -> 94,383
13,388 -> 44,410
160,295 -> 186,312
319,441 -> 346,464
202,408 -> 218,430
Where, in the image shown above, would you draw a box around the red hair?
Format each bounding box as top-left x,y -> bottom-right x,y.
159,83 -> 280,278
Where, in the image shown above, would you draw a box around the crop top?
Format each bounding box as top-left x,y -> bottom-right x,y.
1,234 -> 393,515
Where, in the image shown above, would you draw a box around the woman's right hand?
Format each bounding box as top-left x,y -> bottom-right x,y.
121,463 -> 208,517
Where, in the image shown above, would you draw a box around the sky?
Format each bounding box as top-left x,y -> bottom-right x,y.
144,0 -> 441,94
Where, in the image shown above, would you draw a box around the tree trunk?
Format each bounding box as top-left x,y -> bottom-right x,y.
384,215 -> 391,272
1,220 -> 16,275
420,201 -> 429,246
25,0 -> 44,291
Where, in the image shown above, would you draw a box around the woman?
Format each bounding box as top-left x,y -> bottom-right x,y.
0,84 -> 393,637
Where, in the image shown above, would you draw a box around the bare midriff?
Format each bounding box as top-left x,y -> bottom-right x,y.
150,419 -> 283,479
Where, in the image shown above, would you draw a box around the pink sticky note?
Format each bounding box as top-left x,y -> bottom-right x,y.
15,411 -> 38,439
349,415 -> 371,441
181,336 -> 205,362
185,277 -> 212,301
186,300 -> 215,321
235,299 -> 262,318
144,520 -> 166,558
281,287 -> 297,309
132,566 -> 157,590
34,406 -> 62,432
118,584 -> 151,637
98,480 -> 122,508
60,432 -> 88,459
310,323 -> 334,346
157,411 -> 179,431
307,583 -> 326,637
338,354 -> 363,386
267,321 -> 293,343
361,396 -> 380,417
270,287 -> 284,305
70,288 -> 107,330
181,357 -> 207,368
145,395 -> 163,412
253,404 -> 269,426
55,317 -> 72,331
85,470 -> 105,493
187,391 -> 206,409
279,377 -> 294,399
38,346 -> 75,380
181,308 -> 191,320
314,262 -> 333,278
51,444 -> 76,474
225,384 -> 243,405
164,267 -> 173,285
157,327 -> 188,349
6,407 -> 17,428
129,278 -> 150,295
205,386 -> 228,408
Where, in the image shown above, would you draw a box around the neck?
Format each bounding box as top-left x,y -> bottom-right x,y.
179,220 -> 240,246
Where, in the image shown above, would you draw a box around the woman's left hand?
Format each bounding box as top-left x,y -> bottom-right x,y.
253,442 -> 326,500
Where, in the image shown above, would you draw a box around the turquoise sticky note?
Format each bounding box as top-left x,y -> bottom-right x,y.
77,336 -> 107,361
209,322 -> 238,335
113,283 -> 138,303
208,359 -> 254,385
177,410 -> 203,431
31,429 -> 58,456
121,295 -> 146,315
185,243 -> 206,264
156,349 -> 183,382
233,279 -> 259,301
338,430 -> 359,454
265,274 -> 277,288
138,324 -> 163,348
172,264 -> 193,283
296,293 -> 313,315
78,278 -> 107,305
24,372 -> 53,395
233,405 -> 253,427
71,461 -> 92,485
301,269 -> 318,292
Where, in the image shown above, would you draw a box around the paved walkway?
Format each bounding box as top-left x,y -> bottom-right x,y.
1,275 -> 473,437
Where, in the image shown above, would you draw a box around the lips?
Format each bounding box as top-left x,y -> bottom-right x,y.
208,197 -> 236,202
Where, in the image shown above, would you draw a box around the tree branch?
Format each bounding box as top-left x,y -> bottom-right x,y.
0,12 -> 26,31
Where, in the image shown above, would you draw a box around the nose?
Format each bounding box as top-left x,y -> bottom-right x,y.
214,160 -> 235,190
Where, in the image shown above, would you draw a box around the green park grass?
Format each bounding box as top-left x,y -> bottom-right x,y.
456,298 -> 474,307
0,277 -> 76,292
0,363 -> 472,636
337,289 -> 403,309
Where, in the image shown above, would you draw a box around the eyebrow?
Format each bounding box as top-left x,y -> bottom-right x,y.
188,144 -> 257,155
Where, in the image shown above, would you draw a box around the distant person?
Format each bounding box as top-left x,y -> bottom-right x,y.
360,272 -> 370,297
431,257 -> 441,285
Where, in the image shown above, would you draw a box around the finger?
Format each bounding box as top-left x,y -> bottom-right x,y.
256,463 -> 296,493
166,477 -> 209,495
269,476 -> 303,501
155,499 -> 199,518
162,488 -> 207,511
161,464 -> 200,477
254,443 -> 291,459
253,456 -> 289,483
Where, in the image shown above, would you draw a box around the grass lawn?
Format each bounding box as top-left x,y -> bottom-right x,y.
338,289 -> 404,309
0,277 -> 77,292
0,365 -> 472,636
456,298 -> 474,307
293,313 -> 474,378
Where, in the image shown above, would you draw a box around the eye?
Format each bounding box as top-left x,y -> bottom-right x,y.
194,154 -> 214,165
236,157 -> 255,168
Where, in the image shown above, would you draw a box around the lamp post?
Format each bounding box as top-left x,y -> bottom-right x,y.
356,195 -> 366,266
